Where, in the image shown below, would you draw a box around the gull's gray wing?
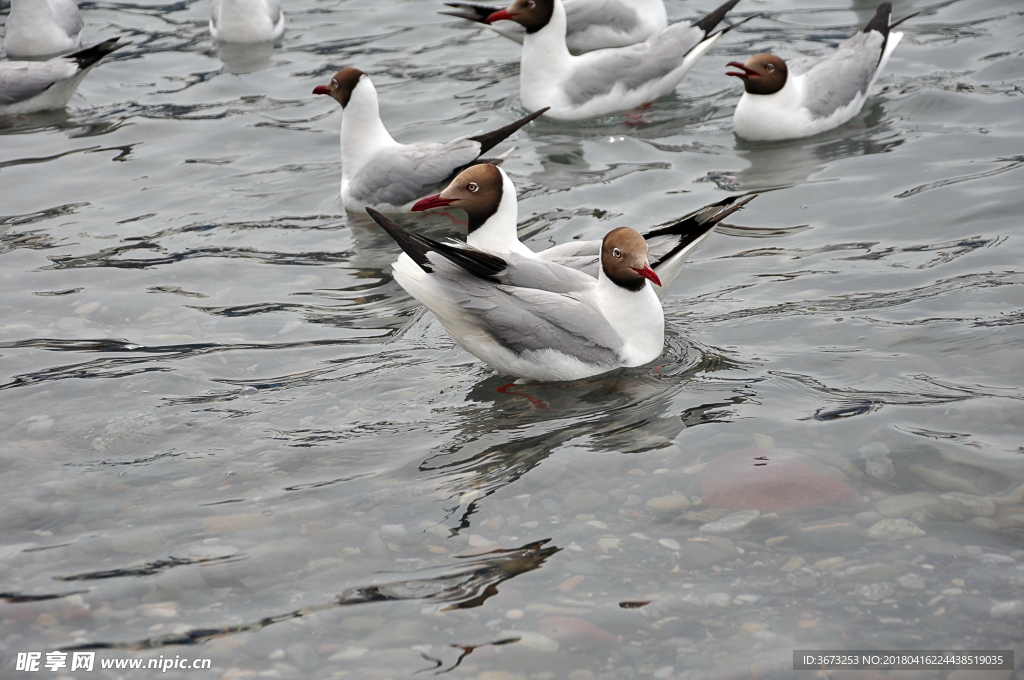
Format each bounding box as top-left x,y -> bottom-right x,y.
349,139 -> 482,207
0,59 -> 78,105
796,29 -> 886,120
566,0 -> 640,36
468,281 -> 622,365
50,0 -> 85,38
424,258 -> 623,366
786,53 -> 827,77
536,240 -> 601,277
563,20 -> 706,104
488,249 -> 597,292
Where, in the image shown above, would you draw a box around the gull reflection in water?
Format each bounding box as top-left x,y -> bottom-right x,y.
705,101 -> 903,192
217,41 -> 277,75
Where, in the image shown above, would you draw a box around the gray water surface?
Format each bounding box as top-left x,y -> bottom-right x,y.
1,0 -> 1023,678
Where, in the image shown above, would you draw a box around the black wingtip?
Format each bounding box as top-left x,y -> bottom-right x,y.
467,107 -> 549,156
646,194 -> 756,238
440,10 -> 485,22
647,195 -> 755,270
713,13 -> 758,38
365,208 -> 434,272
889,10 -> 920,30
365,208 -> 508,282
863,2 -> 893,37
708,194 -> 756,225
442,2 -> 503,23
694,0 -> 743,36
67,38 -> 131,71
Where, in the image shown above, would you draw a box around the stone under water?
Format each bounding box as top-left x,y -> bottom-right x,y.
697,448 -> 865,514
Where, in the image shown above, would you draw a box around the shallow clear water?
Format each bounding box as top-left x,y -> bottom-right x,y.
1,0 -> 1023,678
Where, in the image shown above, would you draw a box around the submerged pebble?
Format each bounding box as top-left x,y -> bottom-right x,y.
646,495 -> 691,519
867,518 -> 926,541
876,492 -> 969,521
859,443 -> 895,480
700,509 -> 760,534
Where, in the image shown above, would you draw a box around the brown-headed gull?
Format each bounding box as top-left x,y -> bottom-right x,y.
4,0 -> 83,58
727,2 -> 915,140
210,0 -> 285,43
442,0 -> 667,54
483,0 -> 746,120
313,68 -> 547,212
0,38 -> 127,116
411,164 -> 753,299
366,207 -> 665,381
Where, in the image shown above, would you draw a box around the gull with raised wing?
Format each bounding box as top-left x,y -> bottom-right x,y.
367,207 -> 666,381
4,0 -> 83,58
313,68 -> 548,212
727,2 -> 914,140
483,0 -> 746,120
0,38 -> 127,116
411,164 -> 753,298
210,0 -> 285,43
442,0 -> 667,53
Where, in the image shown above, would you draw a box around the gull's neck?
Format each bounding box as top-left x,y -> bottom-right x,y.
467,170 -> 533,257
519,0 -> 574,111
597,265 -> 664,365
340,78 -> 399,180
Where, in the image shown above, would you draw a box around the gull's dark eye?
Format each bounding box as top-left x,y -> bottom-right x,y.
331,80 -> 338,86
467,182 -> 479,193
765,64 -> 775,73
526,0 -> 535,7
613,247 -> 621,258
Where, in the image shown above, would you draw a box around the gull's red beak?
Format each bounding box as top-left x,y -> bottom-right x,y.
486,9 -> 517,23
726,61 -> 758,79
411,194 -> 458,212
632,264 -> 662,287
312,84 -> 331,95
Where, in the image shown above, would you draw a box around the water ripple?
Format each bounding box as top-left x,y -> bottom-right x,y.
63,539 -> 559,651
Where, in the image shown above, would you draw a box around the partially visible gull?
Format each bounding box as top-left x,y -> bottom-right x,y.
210,0 -> 285,43
4,0 -> 83,58
483,0 -> 747,120
0,38 -> 128,116
442,0 -> 667,54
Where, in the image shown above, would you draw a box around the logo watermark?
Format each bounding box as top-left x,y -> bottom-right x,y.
15,652 -> 212,672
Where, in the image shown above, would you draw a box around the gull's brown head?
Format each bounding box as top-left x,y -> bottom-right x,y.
726,54 -> 788,95
486,0 -> 554,34
312,67 -> 365,108
412,164 -> 505,232
602,227 -> 661,291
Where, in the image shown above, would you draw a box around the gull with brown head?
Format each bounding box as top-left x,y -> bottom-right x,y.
364,208 -> 669,382
313,68 -> 547,212
727,2 -> 915,140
